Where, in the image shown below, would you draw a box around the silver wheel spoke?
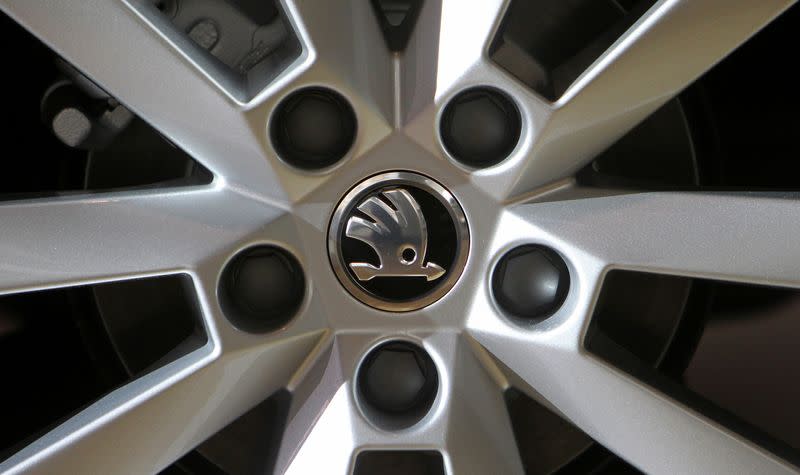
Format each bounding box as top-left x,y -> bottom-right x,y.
286,0 -> 393,103
516,192 -> 800,285
0,331 -> 325,475
276,333 -> 523,474
0,0 -> 287,201
469,190 -> 800,472
282,387 -> 358,475
278,338 -> 359,475
238,0 -> 395,202
276,334 -> 382,475
0,188 -> 276,294
443,338 -> 524,475
401,0 -> 508,104
503,0 -> 794,198
471,325 -> 795,474
401,0 -> 514,153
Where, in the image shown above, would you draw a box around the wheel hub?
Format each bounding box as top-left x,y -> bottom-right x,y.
328,172 -> 469,312
0,0 -> 794,473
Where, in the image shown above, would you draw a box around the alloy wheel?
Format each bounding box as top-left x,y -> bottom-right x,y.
0,0 -> 799,474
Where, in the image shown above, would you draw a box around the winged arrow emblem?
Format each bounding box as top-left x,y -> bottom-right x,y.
345,188 -> 445,282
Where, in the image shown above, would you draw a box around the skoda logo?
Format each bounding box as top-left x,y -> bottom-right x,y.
329,172 -> 470,312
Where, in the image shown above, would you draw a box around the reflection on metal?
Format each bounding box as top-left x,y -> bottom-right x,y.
345,189 -> 445,282
328,172 -> 470,312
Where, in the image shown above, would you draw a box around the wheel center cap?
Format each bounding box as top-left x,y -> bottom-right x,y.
328,172 -> 469,312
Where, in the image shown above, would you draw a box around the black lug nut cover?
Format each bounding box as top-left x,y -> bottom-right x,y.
363,348 -> 426,413
493,245 -> 570,321
271,87 -> 357,170
358,342 -> 438,422
440,87 -> 521,168
221,246 -> 305,333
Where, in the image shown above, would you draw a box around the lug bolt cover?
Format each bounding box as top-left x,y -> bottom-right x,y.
221,246 -> 305,333
271,87 -> 357,170
493,245 -> 570,321
358,342 -> 439,427
440,87 -> 521,168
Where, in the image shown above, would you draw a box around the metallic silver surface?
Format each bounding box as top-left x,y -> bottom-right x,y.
0,0 -> 797,474
329,172 -> 469,312
346,190 -> 444,281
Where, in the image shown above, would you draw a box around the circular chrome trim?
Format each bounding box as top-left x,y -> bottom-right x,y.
328,172 -> 470,312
